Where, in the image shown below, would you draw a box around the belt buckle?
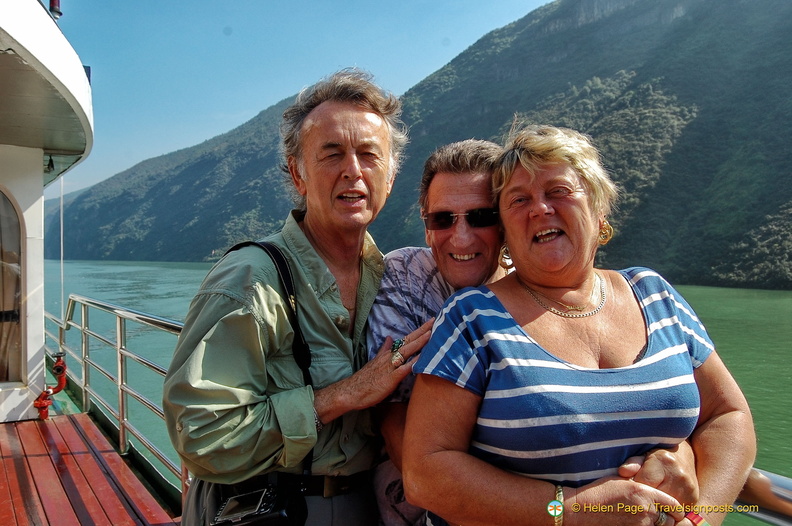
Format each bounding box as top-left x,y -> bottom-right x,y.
323,475 -> 351,498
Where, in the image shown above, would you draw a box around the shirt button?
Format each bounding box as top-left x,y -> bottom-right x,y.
176,422 -> 183,432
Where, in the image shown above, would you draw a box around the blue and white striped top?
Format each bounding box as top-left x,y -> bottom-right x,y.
413,267 -> 713,487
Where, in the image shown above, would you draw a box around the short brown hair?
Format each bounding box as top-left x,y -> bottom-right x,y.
418,139 -> 503,211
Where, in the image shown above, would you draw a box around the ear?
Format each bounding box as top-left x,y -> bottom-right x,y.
422,208 -> 432,246
288,156 -> 307,196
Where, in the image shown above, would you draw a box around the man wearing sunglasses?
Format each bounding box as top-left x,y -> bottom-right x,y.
366,140 -> 701,526
366,139 -> 507,525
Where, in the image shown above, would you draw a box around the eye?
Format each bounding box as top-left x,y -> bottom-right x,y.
322,152 -> 342,161
360,150 -> 381,160
505,196 -> 528,209
548,186 -> 572,197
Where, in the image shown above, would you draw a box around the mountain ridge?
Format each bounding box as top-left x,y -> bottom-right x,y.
46,0 -> 792,289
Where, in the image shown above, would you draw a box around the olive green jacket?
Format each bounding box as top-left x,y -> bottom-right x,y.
163,211 -> 384,484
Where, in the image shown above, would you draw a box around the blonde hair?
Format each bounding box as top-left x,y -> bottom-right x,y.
494,124 -> 618,217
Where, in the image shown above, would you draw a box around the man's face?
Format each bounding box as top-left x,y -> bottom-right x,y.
424,171 -> 502,290
290,100 -> 393,236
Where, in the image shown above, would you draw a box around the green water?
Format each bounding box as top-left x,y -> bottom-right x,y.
678,285 -> 792,478
44,259 -> 213,491
44,262 -> 790,524
678,285 -> 792,526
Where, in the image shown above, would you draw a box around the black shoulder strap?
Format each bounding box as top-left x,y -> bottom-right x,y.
224,241 -> 313,386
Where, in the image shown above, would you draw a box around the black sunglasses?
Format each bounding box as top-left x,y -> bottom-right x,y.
422,208 -> 499,230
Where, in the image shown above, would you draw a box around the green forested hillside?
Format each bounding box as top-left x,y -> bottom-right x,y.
47,98 -> 294,262
45,0 -> 792,288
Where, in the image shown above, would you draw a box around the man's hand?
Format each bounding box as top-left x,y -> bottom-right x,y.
313,319 -> 433,423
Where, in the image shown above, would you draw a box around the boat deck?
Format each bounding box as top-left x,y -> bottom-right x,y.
0,413 -> 180,525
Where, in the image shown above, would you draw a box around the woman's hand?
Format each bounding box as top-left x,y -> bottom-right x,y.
568,477 -> 685,526
619,441 -> 699,504
312,319 -> 433,424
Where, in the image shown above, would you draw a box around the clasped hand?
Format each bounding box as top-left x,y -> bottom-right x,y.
570,442 -> 698,526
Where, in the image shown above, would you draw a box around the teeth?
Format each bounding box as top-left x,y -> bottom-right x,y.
535,229 -> 561,244
451,254 -> 476,261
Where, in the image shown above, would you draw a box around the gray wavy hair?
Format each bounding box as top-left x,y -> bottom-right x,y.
280,68 -> 408,209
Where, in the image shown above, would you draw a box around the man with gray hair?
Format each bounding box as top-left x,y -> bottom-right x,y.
164,69 -> 431,525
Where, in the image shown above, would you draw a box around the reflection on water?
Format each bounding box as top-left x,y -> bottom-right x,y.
678,285 -> 792,480
666,285 -> 792,526
46,259 -> 212,321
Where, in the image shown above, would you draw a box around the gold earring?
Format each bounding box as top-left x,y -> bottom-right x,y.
598,220 -> 614,246
499,245 -> 514,270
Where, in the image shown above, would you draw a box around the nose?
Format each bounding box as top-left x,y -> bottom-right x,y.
342,154 -> 363,180
530,196 -> 553,217
450,215 -> 475,245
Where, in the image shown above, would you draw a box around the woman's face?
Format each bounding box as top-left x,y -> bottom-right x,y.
498,163 -> 601,284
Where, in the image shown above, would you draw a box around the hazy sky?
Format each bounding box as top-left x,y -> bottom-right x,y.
47,1 -> 550,198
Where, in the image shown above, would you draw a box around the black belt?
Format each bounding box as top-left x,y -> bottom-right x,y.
276,471 -> 370,498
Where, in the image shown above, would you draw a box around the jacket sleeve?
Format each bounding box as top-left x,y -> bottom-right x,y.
163,262 -> 316,484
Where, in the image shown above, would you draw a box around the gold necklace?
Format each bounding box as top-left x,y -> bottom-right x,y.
531,286 -> 591,311
520,273 -> 607,319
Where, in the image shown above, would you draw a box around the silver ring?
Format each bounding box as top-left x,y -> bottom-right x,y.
654,511 -> 667,526
390,338 -> 405,352
391,350 -> 405,367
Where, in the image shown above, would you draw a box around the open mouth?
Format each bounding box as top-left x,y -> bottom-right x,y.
535,228 -> 562,244
451,253 -> 477,261
338,192 -> 365,203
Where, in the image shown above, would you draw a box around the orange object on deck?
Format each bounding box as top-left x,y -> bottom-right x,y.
33,355 -> 67,420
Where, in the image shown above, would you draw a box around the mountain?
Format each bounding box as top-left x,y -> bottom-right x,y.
46,98 -> 294,262
45,0 -> 792,289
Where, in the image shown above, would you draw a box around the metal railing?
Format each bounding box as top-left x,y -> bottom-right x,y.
44,293 -> 187,504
